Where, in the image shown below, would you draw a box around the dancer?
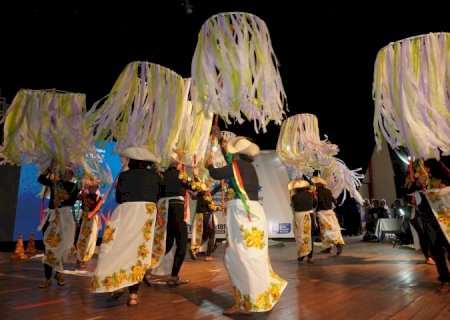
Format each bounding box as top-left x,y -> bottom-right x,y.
207,136 -> 287,315
312,176 -> 345,255
75,178 -> 102,268
91,146 -> 161,306
289,179 -> 316,263
149,149 -> 197,285
189,179 -> 223,261
37,162 -> 80,288
406,159 -> 450,293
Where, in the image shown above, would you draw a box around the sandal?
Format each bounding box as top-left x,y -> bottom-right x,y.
336,243 -> 344,255
307,258 -> 314,263
189,248 -> 197,260
435,282 -> 450,294
165,276 -> 189,286
54,273 -> 66,286
39,279 -> 51,288
142,274 -> 152,287
127,293 -> 138,307
205,256 -> 216,261
106,289 -> 126,302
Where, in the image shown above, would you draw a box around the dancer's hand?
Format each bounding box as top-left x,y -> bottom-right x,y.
193,166 -> 199,177
206,156 -> 214,167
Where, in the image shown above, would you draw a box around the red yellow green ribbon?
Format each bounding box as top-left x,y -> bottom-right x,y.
231,159 -> 251,221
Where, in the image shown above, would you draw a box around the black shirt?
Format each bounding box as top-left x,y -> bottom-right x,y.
316,186 -> 336,210
291,190 -> 314,212
116,168 -> 161,203
38,174 -> 80,209
82,193 -> 102,212
207,158 -> 260,201
160,166 -> 194,198
416,192 -> 437,223
194,184 -> 222,213
404,183 -> 437,222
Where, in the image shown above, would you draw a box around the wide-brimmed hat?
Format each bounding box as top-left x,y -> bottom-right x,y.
119,146 -> 160,163
288,179 -> 310,191
311,176 -> 327,185
226,136 -> 260,157
170,148 -> 185,163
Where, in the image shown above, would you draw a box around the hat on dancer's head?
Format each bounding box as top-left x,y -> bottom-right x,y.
311,176 -> 327,185
288,179 -> 310,191
119,146 -> 160,163
226,136 -> 260,157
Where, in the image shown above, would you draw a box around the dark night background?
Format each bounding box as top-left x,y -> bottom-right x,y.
1,1 -> 449,174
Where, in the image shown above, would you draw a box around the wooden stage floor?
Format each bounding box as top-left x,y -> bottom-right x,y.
1,237 -> 450,320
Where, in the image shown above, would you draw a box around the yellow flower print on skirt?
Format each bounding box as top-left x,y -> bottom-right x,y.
293,211 -> 312,258
92,202 -> 158,293
317,209 -> 344,249
425,187 -> 450,245
241,226 -> 265,249
42,207 -> 76,272
191,210 -> 219,253
45,232 -> 62,248
190,213 -> 204,251
224,200 -> 287,312
146,203 -> 157,213
148,196 -> 184,275
147,197 -> 170,270
76,212 -> 99,262
102,226 -> 115,244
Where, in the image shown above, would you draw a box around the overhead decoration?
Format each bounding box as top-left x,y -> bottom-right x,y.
173,99 -> 213,167
86,61 -> 189,168
321,158 -> 364,204
191,12 -> 287,133
0,89 -> 110,182
276,113 -> 338,178
373,32 -> 450,160
276,113 -> 363,203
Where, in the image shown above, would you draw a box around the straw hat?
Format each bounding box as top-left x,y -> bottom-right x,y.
288,179 -> 310,191
311,176 -> 327,185
226,136 -> 260,157
120,146 -> 160,163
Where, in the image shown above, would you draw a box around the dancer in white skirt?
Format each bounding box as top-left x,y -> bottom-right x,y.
91,146 -> 162,307
289,179 -> 316,263
207,136 -> 287,315
75,179 -> 102,268
37,163 -> 80,288
312,177 -> 345,255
